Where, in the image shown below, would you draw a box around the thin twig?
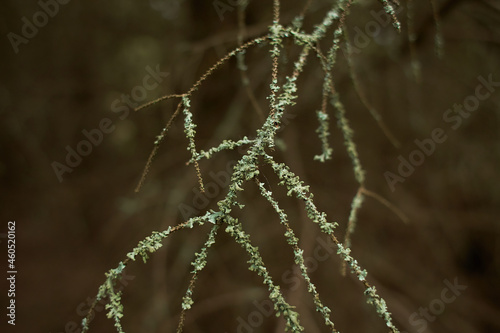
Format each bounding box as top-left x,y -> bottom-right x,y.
360,187 -> 410,224
135,100 -> 183,193
134,94 -> 185,112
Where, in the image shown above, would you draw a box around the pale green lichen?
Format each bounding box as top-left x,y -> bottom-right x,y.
314,110 -> 333,162
190,137 -> 255,163
182,96 -> 198,160
224,215 -> 304,332
181,224 -> 220,312
344,190 -> 365,250
256,180 -> 338,332
380,0 -> 402,31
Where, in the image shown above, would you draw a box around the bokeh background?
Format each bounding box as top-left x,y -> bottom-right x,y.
1,0 -> 500,332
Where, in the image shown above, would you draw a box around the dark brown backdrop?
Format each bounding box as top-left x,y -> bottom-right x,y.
1,1 -> 499,332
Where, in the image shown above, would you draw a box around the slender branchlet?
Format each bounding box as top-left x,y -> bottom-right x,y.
314,110 -> 333,162
189,137 -> 255,163
361,187 -> 410,225
134,94 -> 185,112
224,214 -> 304,333
291,0 -> 313,31
188,37 -> 268,97
135,100 -> 184,193
237,0 -> 265,122
343,30 -> 401,148
177,223 -> 220,333
341,188 -> 365,276
182,95 -> 205,192
255,179 -> 338,332
82,216 -> 209,333
341,186 -> 409,276
314,38 -> 366,185
263,153 -> 399,333
268,0 -> 283,121
379,0 -> 402,32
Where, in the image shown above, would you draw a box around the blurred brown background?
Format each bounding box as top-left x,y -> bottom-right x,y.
1,0 -> 499,332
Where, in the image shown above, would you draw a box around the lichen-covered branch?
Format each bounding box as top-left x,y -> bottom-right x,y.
82,2 -> 407,332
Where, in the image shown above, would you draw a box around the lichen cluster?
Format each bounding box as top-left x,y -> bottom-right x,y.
82,1 -> 405,332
